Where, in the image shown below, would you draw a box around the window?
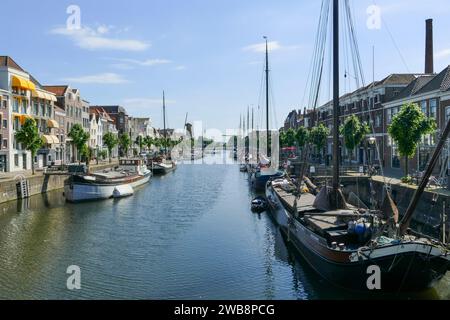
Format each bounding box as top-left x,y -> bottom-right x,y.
2,119 -> 7,129
13,99 -> 19,112
446,106 -> 450,123
41,103 -> 45,117
387,108 -> 392,124
34,102 -> 39,115
2,139 -> 7,149
421,101 -> 427,116
14,154 -> 19,167
13,117 -> 19,130
430,99 -> 437,119
391,143 -> 400,168
21,99 -> 27,113
375,115 -> 381,128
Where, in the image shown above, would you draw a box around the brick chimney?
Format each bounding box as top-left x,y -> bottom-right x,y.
425,19 -> 434,74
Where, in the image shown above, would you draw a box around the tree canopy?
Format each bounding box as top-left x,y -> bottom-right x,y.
388,103 -> 436,158
103,132 -> 118,163
388,102 -> 436,176
309,124 -> 330,151
15,118 -> 43,175
68,124 -> 90,164
119,133 -> 131,157
340,115 -> 370,151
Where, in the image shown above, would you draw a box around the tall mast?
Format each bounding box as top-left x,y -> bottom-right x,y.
252,107 -> 254,132
332,0 -> 340,204
163,90 -> 167,155
264,36 -> 270,157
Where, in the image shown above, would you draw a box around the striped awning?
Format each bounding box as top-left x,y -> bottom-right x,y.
42,135 -> 60,144
32,90 -> 57,102
47,119 -> 59,128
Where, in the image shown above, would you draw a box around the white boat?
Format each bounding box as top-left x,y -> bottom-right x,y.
65,159 -> 152,202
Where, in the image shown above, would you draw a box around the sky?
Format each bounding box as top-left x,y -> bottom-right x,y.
2,0 -> 450,140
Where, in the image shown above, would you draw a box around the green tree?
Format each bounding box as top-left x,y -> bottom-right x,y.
284,128 -> 296,147
119,133 -> 131,158
340,115 -> 370,163
103,132 -> 118,163
310,124 -> 330,163
68,124 -> 90,164
388,102 -> 436,177
279,131 -> 287,147
135,135 -> 144,154
143,136 -> 154,152
81,145 -> 94,166
295,126 -> 310,149
15,118 -> 43,175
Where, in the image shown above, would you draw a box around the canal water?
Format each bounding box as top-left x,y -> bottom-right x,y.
0,152 -> 448,300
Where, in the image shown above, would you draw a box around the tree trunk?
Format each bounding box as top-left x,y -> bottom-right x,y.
404,156 -> 409,177
31,152 -> 35,175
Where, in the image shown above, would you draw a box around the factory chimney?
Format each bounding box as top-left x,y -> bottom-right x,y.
425,19 -> 434,74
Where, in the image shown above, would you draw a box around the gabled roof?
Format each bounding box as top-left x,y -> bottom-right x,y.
92,105 -> 128,115
414,66 -> 450,95
394,75 -> 435,100
0,56 -> 25,72
43,85 -> 69,97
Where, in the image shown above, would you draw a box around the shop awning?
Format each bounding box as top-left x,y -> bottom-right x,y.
32,90 -> 46,99
42,135 -> 60,144
12,75 -> 36,91
32,90 -> 57,102
47,119 -> 59,128
50,135 -> 60,144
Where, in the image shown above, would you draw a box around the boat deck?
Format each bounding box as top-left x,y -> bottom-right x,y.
272,183 -> 352,234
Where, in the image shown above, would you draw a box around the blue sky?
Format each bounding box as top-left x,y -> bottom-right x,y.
2,0 -> 450,137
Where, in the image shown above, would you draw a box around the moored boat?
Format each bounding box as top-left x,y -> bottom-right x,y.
65,158 -> 152,202
266,178 -> 449,292
150,159 -> 177,175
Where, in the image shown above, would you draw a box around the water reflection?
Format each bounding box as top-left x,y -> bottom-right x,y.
0,153 -> 447,300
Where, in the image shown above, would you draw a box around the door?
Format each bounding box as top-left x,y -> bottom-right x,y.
0,155 -> 6,172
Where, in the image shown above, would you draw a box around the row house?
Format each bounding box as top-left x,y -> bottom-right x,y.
0,56 -> 59,172
43,85 -> 86,163
383,66 -> 450,175
93,105 -> 129,135
92,105 -> 129,156
90,107 -> 119,158
283,109 -> 300,131
0,88 -> 9,172
54,106 -> 66,165
314,73 -> 417,166
129,117 -> 158,140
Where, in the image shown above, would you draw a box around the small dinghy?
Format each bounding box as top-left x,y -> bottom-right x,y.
251,196 -> 268,213
113,184 -> 134,198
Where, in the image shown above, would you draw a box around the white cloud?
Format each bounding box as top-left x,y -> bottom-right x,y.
243,41 -> 282,53
436,49 -> 450,60
50,26 -> 149,51
242,41 -> 301,54
123,98 -> 176,108
108,58 -> 171,67
63,73 -> 129,84
174,65 -> 187,71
